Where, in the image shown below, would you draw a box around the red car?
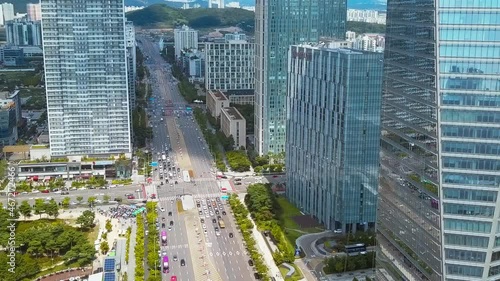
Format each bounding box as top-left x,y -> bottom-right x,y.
41,189 -> 50,193
127,195 -> 135,199
170,276 -> 177,281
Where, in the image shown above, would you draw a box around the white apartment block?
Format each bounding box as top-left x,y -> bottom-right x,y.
206,90 -> 229,118
347,9 -> 386,25
1,3 -> 14,24
352,33 -> 385,52
220,107 -> 246,149
41,0 -> 132,157
208,0 -> 224,8
174,25 -> 198,59
27,3 -> 41,21
5,19 -> 42,46
205,33 -> 254,102
125,21 -> 137,110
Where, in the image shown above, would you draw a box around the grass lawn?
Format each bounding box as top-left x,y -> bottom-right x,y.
85,224 -> 100,243
279,264 -> 303,281
275,196 -> 324,245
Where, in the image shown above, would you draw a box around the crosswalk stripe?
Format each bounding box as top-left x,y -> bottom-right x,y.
158,193 -> 222,202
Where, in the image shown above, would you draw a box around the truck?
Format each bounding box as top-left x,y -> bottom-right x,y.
182,171 -> 190,182
188,170 -> 194,178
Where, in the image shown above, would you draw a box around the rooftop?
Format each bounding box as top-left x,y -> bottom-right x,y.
222,107 -> 244,120
209,90 -> 228,101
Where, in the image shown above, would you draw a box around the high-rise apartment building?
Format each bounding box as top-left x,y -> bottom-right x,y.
254,0 -> 347,155
5,19 -> 42,46
286,44 -> 383,232
173,25 -> 198,59
377,1 -> 500,281
1,3 -> 14,24
204,33 -> 254,92
27,3 -> 42,21
41,0 -> 132,157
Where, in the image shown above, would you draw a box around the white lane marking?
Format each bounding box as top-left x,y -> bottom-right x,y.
216,252 -> 220,256
229,252 -> 233,256
223,252 -> 226,256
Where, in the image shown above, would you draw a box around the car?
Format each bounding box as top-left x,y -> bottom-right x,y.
200,218 -> 204,223
204,229 -> 208,233
199,211 -> 203,215
160,208 -> 166,212
215,210 -> 220,215
162,217 -> 166,221
202,224 -> 207,229
173,255 -> 178,261
41,189 -> 50,193
212,219 -> 217,223
217,215 -> 221,219
214,227 -> 219,231
127,195 -> 135,199
254,273 -> 261,279
334,229 -> 343,234
180,259 -> 185,266
236,182 -> 242,185
248,260 -> 254,266
175,181 -> 178,184
235,178 -> 242,181
222,211 -> 226,215
170,221 -> 174,226
161,223 -> 165,228
170,276 -> 177,281
229,233 -> 233,238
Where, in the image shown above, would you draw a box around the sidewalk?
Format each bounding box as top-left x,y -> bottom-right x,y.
237,194 -> 284,280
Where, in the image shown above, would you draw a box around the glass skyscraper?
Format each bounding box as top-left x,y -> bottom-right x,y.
286,44 -> 383,232
254,0 -> 346,155
41,0 -> 132,156
377,1 -> 500,280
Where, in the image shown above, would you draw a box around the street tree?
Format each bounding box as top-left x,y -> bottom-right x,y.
61,197 -> 71,208
103,194 -> 111,203
76,196 -> 83,204
105,219 -> 112,232
100,240 -> 109,254
88,196 -> 96,207
45,199 -> 59,218
19,200 -> 32,218
33,199 -> 45,218
76,210 -> 95,229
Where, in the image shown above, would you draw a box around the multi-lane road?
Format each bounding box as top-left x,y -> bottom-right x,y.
138,36 -> 255,281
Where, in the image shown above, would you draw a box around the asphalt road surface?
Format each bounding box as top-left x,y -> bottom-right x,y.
138,36 -> 255,281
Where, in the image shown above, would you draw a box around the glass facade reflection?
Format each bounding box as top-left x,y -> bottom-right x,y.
254,0 -> 346,155
286,45 -> 383,231
378,0 -> 500,281
438,1 -> 500,280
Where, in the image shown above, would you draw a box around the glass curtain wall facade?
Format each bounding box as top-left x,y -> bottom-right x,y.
41,0 -> 132,156
377,0 -> 500,281
254,0 -> 346,155
376,0 -> 441,280
438,1 -> 500,280
286,45 -> 383,232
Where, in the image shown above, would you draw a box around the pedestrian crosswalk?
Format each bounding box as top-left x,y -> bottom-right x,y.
161,243 -> 189,250
158,193 -> 221,202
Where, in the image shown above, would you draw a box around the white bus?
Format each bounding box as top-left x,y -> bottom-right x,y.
182,171 -> 190,182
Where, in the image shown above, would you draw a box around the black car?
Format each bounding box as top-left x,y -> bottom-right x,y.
236,182 -> 242,185
168,212 -> 172,216
160,181 -> 164,185
248,260 -> 254,266
254,273 -> 260,279
215,210 -> 219,215
161,223 -> 165,228
200,218 -> 204,223
175,181 -> 178,184
212,219 -> 217,223
180,259 -> 185,266
229,233 -> 233,238
222,211 -> 226,215
170,221 -> 174,226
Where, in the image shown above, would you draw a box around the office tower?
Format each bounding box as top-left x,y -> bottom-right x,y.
26,3 -> 42,21
173,25 -> 198,59
1,3 -> 13,24
5,19 -> 42,46
254,0 -> 347,155
0,90 -> 20,145
286,43 -> 383,232
41,0 -> 132,157
125,21 -> 136,110
204,33 -> 254,92
377,1 -> 500,281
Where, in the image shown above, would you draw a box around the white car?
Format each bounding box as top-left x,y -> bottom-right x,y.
202,224 -> 207,229
334,229 -> 343,234
32,190 -> 40,193
53,190 -> 62,194
160,208 -> 165,212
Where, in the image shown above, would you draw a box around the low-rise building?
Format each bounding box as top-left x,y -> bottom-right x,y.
180,49 -> 204,83
225,89 -> 254,105
0,46 -> 25,66
220,107 -> 246,149
206,90 -> 229,118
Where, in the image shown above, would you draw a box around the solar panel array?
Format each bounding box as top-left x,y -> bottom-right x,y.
103,272 -> 116,281
104,258 -> 115,272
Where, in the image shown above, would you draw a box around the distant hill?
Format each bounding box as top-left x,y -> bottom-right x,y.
126,4 -> 254,30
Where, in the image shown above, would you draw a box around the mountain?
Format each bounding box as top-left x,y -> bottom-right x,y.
126,4 -> 254,29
